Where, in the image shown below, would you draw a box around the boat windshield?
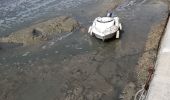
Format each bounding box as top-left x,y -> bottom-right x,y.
97,17 -> 114,23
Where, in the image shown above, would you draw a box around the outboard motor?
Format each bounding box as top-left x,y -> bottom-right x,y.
106,11 -> 112,17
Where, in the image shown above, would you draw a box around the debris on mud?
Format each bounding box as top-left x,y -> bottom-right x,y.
136,18 -> 168,87
0,16 -> 79,46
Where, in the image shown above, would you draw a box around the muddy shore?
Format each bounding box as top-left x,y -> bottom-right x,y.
0,0 -> 169,100
120,17 -> 169,100
136,18 -> 169,86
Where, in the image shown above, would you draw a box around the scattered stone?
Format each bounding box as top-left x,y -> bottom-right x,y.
121,91 -> 126,94
49,41 -> 55,46
42,45 -> 47,49
55,51 -> 59,54
22,52 -> 30,56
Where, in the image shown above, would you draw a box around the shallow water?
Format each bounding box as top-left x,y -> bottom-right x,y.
0,0 -> 96,36
0,0 -> 169,100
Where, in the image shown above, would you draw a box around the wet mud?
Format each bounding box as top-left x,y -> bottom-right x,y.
0,0 -> 169,100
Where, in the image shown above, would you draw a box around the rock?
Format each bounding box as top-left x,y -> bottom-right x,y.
32,28 -> 45,37
22,52 -> 30,56
0,16 -> 79,46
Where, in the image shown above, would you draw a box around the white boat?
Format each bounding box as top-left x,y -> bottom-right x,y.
88,13 -> 122,41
